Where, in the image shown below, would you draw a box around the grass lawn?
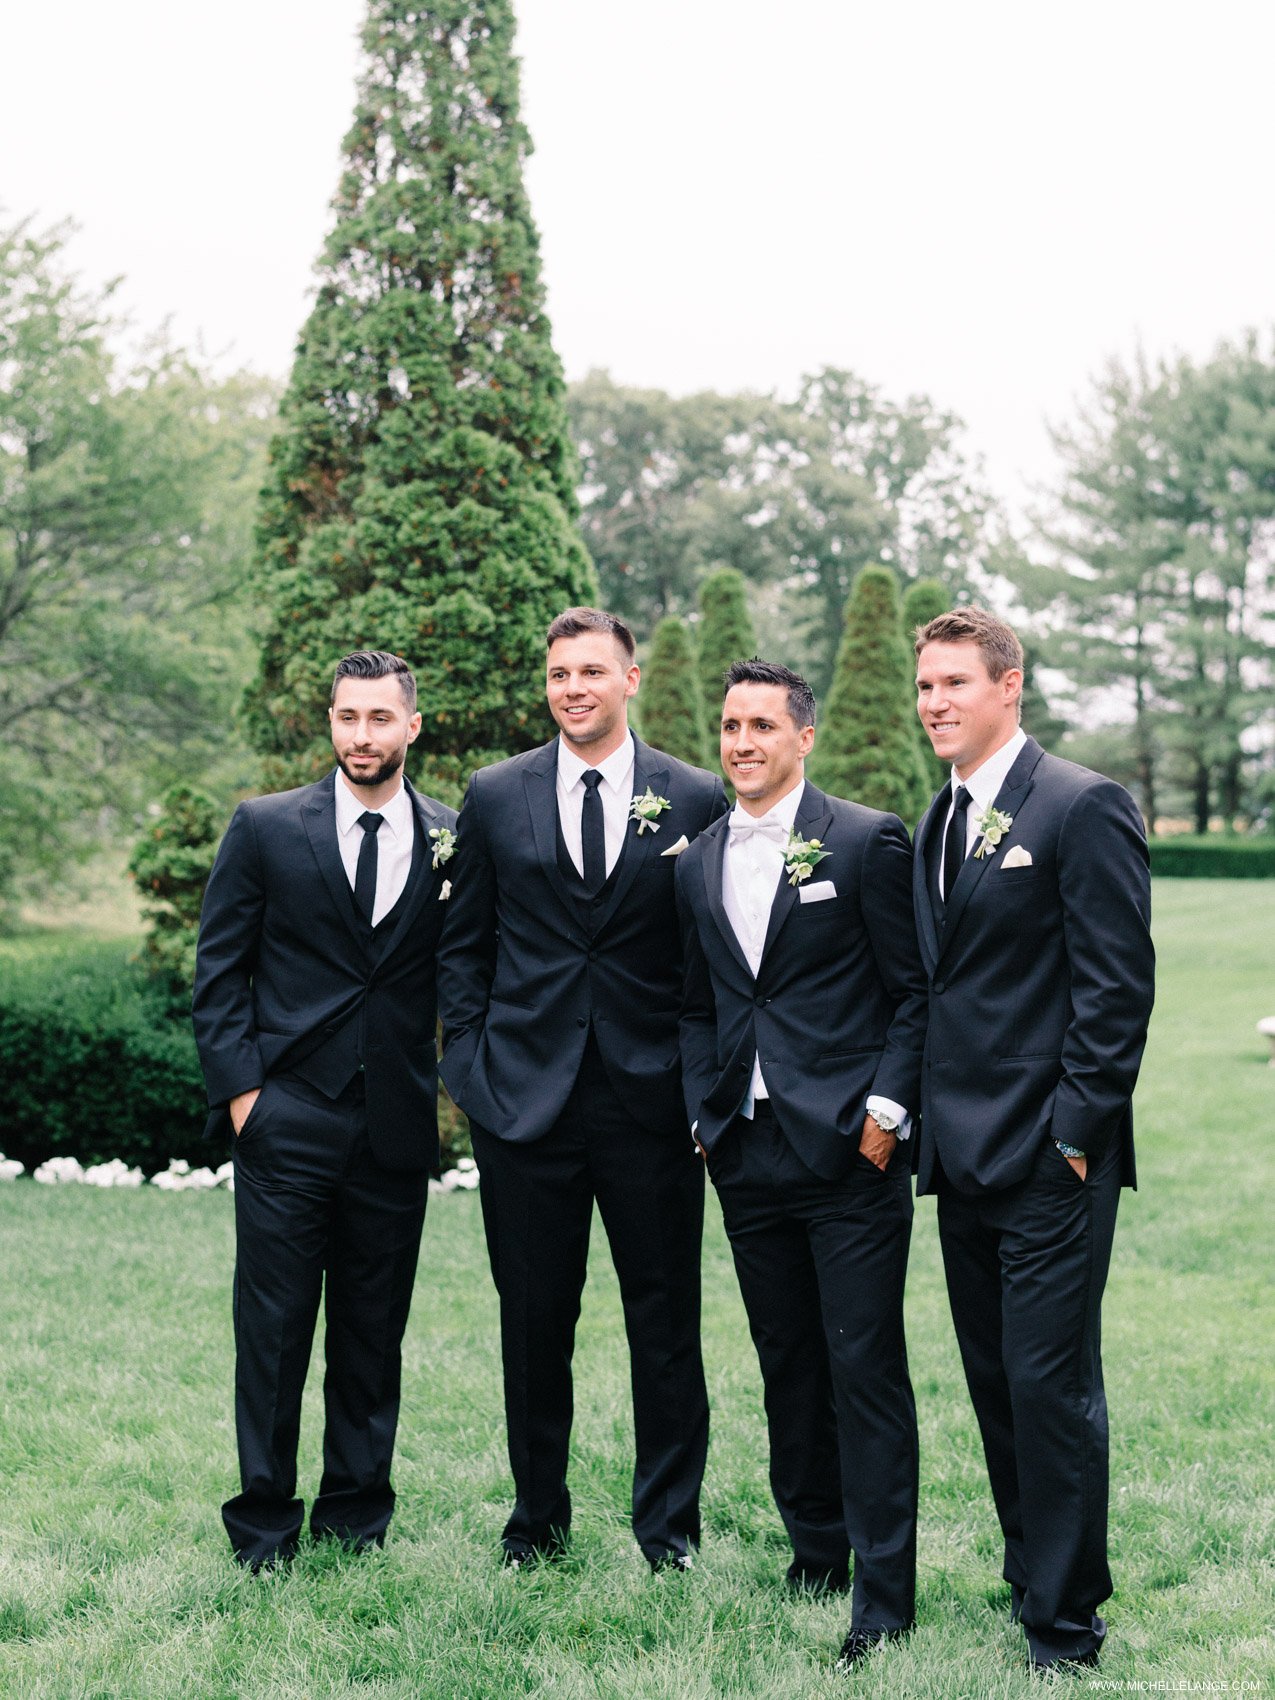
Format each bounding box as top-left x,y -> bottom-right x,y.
1,880 -> 1272,1697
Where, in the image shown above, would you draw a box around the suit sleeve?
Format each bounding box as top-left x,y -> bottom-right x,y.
191,803 -> 266,1107
436,771 -> 498,1094
859,814 -> 929,1115
675,856 -> 719,1129
1049,781 -> 1155,1159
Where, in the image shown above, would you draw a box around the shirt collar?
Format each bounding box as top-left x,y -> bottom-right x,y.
954,727 -> 1027,813
334,769 -> 411,839
556,729 -> 636,794
728,777 -> 806,837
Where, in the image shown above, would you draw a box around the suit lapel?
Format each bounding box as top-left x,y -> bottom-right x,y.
936,738 -> 1044,965
590,735 -> 665,932
301,773 -> 365,951
759,781 -> 833,964
701,813 -> 754,979
521,740 -> 582,927
913,789 -> 946,972
371,779 -> 442,971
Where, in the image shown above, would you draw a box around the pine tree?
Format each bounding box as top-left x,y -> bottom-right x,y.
809,566 -> 930,822
245,0 -> 594,800
696,568 -> 757,733
902,578 -> 950,793
640,617 -> 708,769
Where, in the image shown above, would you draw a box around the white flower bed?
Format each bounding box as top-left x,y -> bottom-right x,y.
4,1151 -> 479,1194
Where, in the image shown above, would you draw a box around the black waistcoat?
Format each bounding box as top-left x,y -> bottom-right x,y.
554,807 -> 628,931
290,808 -> 426,1100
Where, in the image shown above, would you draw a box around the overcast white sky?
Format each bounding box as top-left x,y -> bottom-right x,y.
2,0 -> 1273,517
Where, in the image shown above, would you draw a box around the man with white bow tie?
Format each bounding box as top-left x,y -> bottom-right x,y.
675,659 -> 928,1672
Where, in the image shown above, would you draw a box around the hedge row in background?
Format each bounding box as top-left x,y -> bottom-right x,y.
1149,837 -> 1275,878
0,938 -> 209,1173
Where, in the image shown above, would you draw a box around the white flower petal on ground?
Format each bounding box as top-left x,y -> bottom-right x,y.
0,1156 -> 24,1181
33,1156 -> 85,1184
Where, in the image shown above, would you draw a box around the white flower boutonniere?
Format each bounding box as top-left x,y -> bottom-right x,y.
784,830 -> 831,887
629,787 -> 672,835
972,804 -> 1013,860
429,826 -> 457,870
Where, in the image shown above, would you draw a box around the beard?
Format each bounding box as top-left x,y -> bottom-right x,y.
336,746 -> 406,789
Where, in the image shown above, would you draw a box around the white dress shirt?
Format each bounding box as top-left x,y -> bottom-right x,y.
556,731 -> 636,879
720,779 -> 908,1137
334,771 -> 415,926
938,726 -> 1028,893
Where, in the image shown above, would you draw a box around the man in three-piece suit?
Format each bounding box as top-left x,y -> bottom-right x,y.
676,659 -> 927,1670
438,607 -> 727,1570
192,650 -> 456,1568
911,609 -> 1155,1671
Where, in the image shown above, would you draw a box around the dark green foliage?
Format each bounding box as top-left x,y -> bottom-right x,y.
901,578 -> 949,792
809,566 -> 931,823
245,0 -> 594,803
1019,637 -> 1069,753
1148,837 -> 1275,877
0,941 -> 209,1171
697,568 -> 757,729
128,786 -> 222,1015
640,618 -> 708,768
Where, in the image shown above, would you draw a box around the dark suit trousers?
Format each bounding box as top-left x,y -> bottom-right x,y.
935,1136 -> 1122,1666
469,1035 -> 708,1563
224,1072 -> 427,1566
710,1103 -> 918,1632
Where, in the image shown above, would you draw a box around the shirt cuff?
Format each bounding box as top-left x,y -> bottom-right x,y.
866,1094 -> 912,1142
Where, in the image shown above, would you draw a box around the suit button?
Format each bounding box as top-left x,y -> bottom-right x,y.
933,980 -> 945,995
577,1017 -> 587,1029
754,995 -> 767,1007
588,950 -> 598,962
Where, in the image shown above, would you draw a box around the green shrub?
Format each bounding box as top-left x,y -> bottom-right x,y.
1149,836 -> 1275,877
0,939 -> 209,1172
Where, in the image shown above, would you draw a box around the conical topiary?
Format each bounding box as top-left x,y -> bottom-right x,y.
640,617 -> 708,769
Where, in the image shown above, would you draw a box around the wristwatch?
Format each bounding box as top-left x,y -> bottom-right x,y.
868,1107 -> 900,1135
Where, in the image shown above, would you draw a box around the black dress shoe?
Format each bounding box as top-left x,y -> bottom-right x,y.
1029,1648 -> 1100,1678
834,1627 -> 909,1670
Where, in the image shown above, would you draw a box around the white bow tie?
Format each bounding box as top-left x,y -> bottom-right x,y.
729,813 -> 788,848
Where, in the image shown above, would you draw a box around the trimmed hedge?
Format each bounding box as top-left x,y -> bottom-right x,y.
0,938 -> 210,1172
1149,837 -> 1275,878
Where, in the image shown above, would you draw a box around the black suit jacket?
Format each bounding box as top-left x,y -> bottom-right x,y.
675,782 -> 928,1181
437,734 -> 728,1143
192,771 -> 457,1174
912,736 -> 1155,1196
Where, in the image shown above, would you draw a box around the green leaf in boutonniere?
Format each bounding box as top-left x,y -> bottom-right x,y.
429,825 -> 457,870
628,787 -> 672,835
784,830 -> 831,887
972,804 -> 1013,860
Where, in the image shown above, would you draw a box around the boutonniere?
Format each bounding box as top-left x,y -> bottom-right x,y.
629,787 -> 672,835
429,826 -> 457,870
972,804 -> 1013,859
784,829 -> 831,887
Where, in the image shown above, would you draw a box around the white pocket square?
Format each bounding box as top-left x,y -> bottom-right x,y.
999,846 -> 1033,869
798,879 -> 837,904
439,880 -> 452,900
660,834 -> 690,857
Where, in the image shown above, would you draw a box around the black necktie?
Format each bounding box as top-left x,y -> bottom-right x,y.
581,770 -> 605,894
355,811 -> 384,922
942,785 -> 971,903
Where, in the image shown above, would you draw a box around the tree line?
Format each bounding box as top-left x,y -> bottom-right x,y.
3,0 -> 1273,932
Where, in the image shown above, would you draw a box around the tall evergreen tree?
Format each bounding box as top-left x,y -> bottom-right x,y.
902,578 -> 950,793
697,567 -> 757,731
640,617 -> 708,768
809,566 -> 930,822
245,0 -> 593,799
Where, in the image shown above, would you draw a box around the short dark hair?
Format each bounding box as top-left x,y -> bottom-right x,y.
331,650 -> 417,713
914,608 -> 1023,681
723,658 -> 816,729
546,606 -> 636,661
